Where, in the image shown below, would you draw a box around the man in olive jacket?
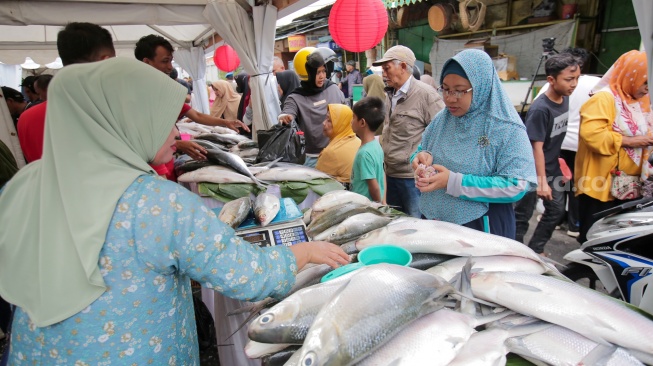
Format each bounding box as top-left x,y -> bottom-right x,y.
373,46 -> 445,217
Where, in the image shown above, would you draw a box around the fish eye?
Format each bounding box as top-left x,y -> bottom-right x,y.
302,352 -> 317,366
259,314 -> 274,324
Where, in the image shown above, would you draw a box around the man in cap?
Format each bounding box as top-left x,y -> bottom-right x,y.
373,45 -> 445,218
225,72 -> 238,92
340,60 -> 363,105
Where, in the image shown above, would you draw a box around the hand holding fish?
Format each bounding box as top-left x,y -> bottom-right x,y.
223,119 -> 250,133
289,241 -> 351,270
416,164 -> 449,192
175,140 -> 208,160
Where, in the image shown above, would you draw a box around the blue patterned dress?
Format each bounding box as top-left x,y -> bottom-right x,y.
8,175 -> 297,365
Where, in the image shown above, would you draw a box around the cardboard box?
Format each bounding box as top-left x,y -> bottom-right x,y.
493,54 -> 519,80
463,38 -> 499,58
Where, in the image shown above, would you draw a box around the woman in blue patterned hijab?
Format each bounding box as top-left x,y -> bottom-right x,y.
411,49 -> 536,239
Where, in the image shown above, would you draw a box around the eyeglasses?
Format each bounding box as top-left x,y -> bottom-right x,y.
437,86 -> 473,99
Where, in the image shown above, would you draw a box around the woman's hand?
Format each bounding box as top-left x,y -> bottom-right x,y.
289,241 -> 350,270
176,140 -> 208,160
621,135 -> 653,148
411,152 -> 433,171
223,119 -> 250,133
278,114 -> 293,125
415,164 -> 450,193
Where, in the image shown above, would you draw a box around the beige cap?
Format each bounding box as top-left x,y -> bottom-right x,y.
372,45 -> 416,68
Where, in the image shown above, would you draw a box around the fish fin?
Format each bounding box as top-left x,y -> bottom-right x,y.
587,314 -> 619,334
625,348 -> 653,365
453,289 -> 500,308
226,298 -> 276,316
539,255 -> 564,268
456,239 -> 475,248
581,344 -> 618,366
225,309 -> 261,341
457,257 -> 477,316
505,281 -> 543,292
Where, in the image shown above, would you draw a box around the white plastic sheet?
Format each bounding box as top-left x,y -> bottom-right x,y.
175,47 -> 211,115
203,1 -> 281,140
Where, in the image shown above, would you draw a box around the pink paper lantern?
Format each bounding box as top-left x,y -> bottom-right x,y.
329,0 -> 388,52
213,45 -> 240,72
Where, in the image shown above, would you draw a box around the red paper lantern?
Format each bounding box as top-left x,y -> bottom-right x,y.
213,45 -> 240,72
328,0 -> 388,52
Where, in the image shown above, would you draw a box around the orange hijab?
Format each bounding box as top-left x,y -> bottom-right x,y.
593,50 -> 651,177
210,80 -> 241,120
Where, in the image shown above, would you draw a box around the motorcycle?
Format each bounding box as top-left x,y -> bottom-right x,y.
562,196 -> 653,314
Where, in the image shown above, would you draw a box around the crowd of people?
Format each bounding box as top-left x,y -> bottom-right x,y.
0,19 -> 650,364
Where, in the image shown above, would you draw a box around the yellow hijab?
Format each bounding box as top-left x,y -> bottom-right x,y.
0,58 -> 187,326
316,104 -> 360,183
210,80 -> 242,120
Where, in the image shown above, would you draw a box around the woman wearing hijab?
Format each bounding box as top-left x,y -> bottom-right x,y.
575,50 -> 652,243
278,47 -> 346,168
420,74 -> 438,90
276,69 -> 301,106
411,49 -> 536,239
316,104 -> 361,184
0,58 -> 348,364
362,74 -> 387,135
210,80 -> 241,120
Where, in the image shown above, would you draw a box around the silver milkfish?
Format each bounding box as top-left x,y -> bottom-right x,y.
426,255 -> 562,281
356,218 -> 560,274
504,322 -> 644,366
177,165 -> 253,184
306,202 -> 386,238
293,264 -> 453,366
448,322 -> 552,366
313,212 -> 393,245
218,196 -> 252,228
254,166 -> 332,182
356,308 -> 478,366
470,271 -> 653,356
310,190 -> 373,221
254,193 -> 280,227
248,269 -> 358,344
203,147 -> 265,186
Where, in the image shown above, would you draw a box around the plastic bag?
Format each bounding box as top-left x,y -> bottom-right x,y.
256,121 -> 305,164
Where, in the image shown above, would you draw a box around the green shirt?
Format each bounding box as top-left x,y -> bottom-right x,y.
351,139 -> 385,200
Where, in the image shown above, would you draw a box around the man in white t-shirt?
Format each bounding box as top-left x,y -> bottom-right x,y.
534,47 -> 600,238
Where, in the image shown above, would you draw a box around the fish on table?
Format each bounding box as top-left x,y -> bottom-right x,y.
254,192 -> 280,227
177,165 -> 254,184
312,212 -> 393,245
218,196 -> 252,228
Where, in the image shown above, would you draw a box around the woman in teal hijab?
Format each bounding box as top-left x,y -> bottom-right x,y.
0,58 -> 348,364
411,49 -> 536,239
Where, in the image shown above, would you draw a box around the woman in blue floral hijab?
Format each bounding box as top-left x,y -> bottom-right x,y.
412,49 -> 536,239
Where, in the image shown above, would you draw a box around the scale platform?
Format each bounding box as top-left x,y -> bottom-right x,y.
215,198 -> 308,247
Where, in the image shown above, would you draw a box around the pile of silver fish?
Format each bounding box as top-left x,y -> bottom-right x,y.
217,192 -> 282,228
236,190 -> 653,366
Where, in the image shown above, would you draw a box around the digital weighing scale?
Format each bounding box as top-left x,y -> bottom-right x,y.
214,198 -> 308,247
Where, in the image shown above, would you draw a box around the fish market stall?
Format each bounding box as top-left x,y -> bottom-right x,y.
173,124 -> 346,365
